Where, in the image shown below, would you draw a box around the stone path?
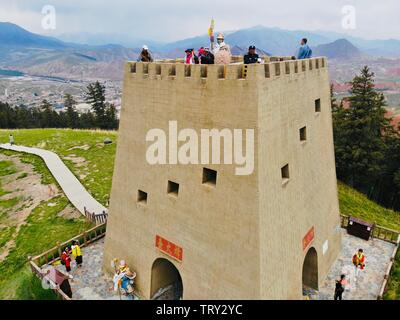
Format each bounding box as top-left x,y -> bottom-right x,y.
54,238 -> 139,300
0,143 -> 107,216
54,229 -> 395,300
318,229 -> 396,300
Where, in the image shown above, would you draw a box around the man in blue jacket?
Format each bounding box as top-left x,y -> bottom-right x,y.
297,38 -> 312,59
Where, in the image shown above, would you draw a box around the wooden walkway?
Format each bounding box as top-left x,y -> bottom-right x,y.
0,143 -> 107,216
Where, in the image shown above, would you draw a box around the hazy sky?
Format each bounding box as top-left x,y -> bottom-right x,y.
0,0 -> 399,41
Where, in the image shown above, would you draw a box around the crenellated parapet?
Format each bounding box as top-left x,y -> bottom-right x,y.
126,57 -> 327,82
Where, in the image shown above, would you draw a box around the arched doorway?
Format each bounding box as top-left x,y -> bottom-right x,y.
150,258 -> 183,300
302,247 -> 318,291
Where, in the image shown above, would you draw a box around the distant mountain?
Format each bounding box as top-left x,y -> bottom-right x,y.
313,39 -> 363,60
0,22 -> 66,48
310,30 -> 400,57
0,22 -> 143,80
230,45 -> 271,57
160,26 -> 400,58
162,26 -> 332,56
57,32 -> 164,50
0,22 -> 399,81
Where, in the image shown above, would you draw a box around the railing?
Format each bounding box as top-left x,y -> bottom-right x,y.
84,206 -> 108,225
29,259 -> 72,300
340,214 -> 400,300
378,234 -> 400,299
340,214 -> 400,244
29,223 -> 107,300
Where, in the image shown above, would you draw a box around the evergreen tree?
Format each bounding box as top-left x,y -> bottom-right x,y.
333,66 -> 390,192
85,81 -> 107,129
105,103 -> 119,130
39,100 -> 54,128
64,94 -> 79,128
79,112 -> 96,129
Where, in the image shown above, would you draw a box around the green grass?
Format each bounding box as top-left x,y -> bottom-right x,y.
0,160 -> 17,176
15,268 -> 59,300
16,172 -> 28,180
0,196 -> 91,299
0,160 -> 20,214
0,129 -> 117,206
338,182 -> 400,230
0,145 -> 92,299
1,129 -> 399,300
0,226 -> 16,247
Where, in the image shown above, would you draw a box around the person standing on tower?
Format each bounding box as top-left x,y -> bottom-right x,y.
244,45 -> 260,64
213,33 -> 231,64
296,38 -> 312,59
184,49 -> 198,64
137,45 -> 154,62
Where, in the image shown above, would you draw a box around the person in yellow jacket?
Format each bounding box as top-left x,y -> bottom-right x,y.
71,240 -> 83,267
352,248 -> 365,278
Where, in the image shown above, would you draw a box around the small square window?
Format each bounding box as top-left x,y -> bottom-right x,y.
281,164 -> 290,182
202,168 -> 217,186
137,190 -> 147,205
315,99 -> 321,113
167,181 -> 179,197
300,126 -> 307,142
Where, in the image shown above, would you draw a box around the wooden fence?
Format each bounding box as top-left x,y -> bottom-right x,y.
29,223 -> 107,300
84,207 -> 108,225
30,214 -> 399,300
340,214 -> 400,299
378,234 -> 400,299
340,214 -> 400,244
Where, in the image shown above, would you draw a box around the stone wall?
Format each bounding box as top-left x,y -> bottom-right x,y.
103,57 -> 341,299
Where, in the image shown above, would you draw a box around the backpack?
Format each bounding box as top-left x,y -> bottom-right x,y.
335,280 -> 344,293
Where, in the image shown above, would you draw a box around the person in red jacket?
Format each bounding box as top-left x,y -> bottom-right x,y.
61,247 -> 72,272
352,249 -> 365,278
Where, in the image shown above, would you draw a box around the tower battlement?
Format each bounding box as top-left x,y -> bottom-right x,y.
127,57 -> 327,82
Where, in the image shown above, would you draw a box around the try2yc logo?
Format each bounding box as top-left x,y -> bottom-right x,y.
155,304 -> 244,318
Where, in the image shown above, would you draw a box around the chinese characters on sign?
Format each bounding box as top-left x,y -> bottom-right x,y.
303,227 -> 315,250
155,235 -> 183,262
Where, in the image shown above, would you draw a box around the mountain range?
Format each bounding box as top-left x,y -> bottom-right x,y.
0,22 -> 399,81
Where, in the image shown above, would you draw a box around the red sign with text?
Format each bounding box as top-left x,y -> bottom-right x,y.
302,227 -> 315,250
155,235 -> 183,262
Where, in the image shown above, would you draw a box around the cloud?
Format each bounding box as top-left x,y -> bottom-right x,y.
0,0 -> 399,41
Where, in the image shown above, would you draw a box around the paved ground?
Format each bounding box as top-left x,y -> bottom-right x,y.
50,229 -> 395,300
53,238 -> 139,300
0,143 -> 107,216
318,229 -> 396,300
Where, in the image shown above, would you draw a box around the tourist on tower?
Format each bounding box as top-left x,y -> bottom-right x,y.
297,38 -> 312,59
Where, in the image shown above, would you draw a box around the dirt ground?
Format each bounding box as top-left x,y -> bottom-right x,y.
0,153 -> 80,262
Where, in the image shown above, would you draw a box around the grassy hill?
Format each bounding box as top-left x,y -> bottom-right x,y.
0,145 -> 91,299
338,182 -> 400,230
0,129 -> 399,299
0,129 -> 117,206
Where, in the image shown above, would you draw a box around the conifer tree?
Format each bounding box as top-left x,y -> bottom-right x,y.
85,81 -> 107,129
64,93 -> 79,128
333,66 -> 390,192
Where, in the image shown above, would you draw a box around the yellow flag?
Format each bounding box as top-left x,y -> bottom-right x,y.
208,18 -> 215,37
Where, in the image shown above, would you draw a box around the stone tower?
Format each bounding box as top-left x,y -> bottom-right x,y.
103,57 -> 341,300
